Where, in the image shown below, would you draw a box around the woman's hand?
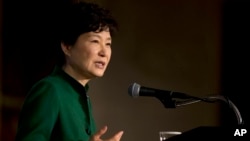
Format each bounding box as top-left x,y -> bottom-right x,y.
89,126 -> 124,141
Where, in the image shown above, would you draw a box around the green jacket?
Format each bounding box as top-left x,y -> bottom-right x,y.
15,66 -> 96,141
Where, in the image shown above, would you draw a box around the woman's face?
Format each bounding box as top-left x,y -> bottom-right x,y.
62,29 -> 112,80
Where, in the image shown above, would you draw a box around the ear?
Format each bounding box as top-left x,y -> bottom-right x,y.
61,42 -> 72,56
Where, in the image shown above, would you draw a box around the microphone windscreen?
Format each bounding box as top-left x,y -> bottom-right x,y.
128,83 -> 140,97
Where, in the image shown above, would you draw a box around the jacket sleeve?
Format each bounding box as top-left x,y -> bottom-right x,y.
15,80 -> 60,141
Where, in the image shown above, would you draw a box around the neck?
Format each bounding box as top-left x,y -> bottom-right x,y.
62,65 -> 90,86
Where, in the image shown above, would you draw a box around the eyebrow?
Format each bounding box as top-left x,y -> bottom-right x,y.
90,34 -> 111,41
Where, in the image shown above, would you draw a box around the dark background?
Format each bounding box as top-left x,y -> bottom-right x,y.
221,0 -> 249,127
1,0 -> 249,140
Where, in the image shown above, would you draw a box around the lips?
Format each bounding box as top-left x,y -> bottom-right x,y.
95,61 -> 106,69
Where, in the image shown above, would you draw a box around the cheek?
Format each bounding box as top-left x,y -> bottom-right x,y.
70,49 -> 89,64
107,49 -> 112,61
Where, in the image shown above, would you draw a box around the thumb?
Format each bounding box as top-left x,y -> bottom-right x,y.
93,126 -> 108,140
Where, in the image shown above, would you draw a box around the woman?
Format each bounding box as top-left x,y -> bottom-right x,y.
15,1 -> 123,141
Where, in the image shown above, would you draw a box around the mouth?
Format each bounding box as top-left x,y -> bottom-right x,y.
95,61 -> 106,69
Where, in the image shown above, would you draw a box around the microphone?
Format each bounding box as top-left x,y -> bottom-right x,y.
128,82 -> 191,99
128,83 -> 244,124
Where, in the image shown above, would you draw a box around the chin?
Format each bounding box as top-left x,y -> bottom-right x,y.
94,72 -> 105,77
91,69 -> 106,77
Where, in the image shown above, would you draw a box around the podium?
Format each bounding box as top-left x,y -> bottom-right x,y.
166,126 -> 249,141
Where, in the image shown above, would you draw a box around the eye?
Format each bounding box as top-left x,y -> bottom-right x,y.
106,43 -> 112,47
91,40 -> 99,43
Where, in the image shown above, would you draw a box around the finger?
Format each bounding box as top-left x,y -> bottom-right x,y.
93,126 -> 108,139
107,131 -> 124,141
114,131 -> 124,140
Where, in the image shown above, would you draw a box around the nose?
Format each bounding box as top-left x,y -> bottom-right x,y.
98,43 -> 108,57
99,50 -> 105,57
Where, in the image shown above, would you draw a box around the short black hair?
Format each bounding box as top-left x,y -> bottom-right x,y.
59,1 -> 118,45
56,1 -> 118,66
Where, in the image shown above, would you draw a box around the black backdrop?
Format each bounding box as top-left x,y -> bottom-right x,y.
2,0 -> 249,126
221,0 -> 249,126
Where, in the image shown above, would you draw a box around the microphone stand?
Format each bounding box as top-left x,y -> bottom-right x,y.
156,94 -> 244,125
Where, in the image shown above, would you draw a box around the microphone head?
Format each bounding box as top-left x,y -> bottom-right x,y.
128,83 -> 141,97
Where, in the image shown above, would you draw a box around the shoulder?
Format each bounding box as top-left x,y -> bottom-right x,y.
25,75 -> 65,101
31,74 -> 67,91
